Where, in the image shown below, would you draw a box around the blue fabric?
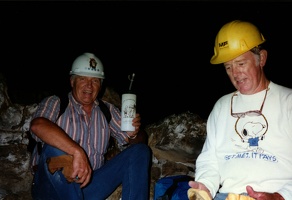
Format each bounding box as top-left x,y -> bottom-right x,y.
214,193 -> 228,200
32,143 -> 151,200
214,193 -> 250,200
171,181 -> 191,200
154,175 -> 192,200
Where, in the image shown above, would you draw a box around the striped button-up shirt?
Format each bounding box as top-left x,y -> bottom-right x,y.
30,92 -> 128,171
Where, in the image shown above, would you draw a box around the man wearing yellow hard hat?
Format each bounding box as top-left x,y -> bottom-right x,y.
188,20 -> 291,200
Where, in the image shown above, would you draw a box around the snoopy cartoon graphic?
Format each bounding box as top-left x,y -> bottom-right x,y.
235,120 -> 268,153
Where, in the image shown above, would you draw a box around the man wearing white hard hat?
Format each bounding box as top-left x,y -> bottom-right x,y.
29,52 -> 151,200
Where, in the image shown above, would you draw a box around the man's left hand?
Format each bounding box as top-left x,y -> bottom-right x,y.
247,186 -> 284,200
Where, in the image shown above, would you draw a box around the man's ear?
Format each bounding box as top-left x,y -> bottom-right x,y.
259,49 -> 268,68
70,76 -> 74,87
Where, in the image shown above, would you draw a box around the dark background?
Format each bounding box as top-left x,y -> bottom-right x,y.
1,1 -> 292,126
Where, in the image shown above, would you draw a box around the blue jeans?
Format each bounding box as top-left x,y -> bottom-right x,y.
214,193 -> 228,200
214,192 -> 249,200
32,143 -> 152,200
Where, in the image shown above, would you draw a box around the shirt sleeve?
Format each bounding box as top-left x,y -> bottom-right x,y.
195,97 -> 228,197
105,102 -> 128,146
30,95 -> 60,142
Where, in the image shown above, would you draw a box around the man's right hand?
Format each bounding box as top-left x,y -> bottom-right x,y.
188,181 -> 212,200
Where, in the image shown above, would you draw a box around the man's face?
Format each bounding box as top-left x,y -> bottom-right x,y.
71,75 -> 101,105
223,51 -> 265,95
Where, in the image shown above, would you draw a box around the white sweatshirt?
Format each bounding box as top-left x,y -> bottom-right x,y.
195,82 -> 292,199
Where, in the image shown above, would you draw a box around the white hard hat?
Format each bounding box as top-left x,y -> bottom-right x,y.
70,52 -> 105,79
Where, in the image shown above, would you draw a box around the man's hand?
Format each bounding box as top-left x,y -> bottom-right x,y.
47,152 -> 92,188
71,151 -> 92,188
246,186 -> 284,200
188,181 -> 212,200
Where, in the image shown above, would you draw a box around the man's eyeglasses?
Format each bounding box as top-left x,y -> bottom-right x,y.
231,88 -> 269,141
231,88 -> 269,118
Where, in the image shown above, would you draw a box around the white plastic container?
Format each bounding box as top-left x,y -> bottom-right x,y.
121,93 -> 136,131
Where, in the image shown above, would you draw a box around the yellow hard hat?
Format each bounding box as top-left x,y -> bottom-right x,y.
210,20 -> 266,64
